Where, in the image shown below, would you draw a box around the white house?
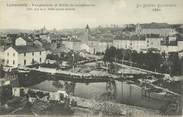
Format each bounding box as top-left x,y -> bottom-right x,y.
146,37 -> 162,50
62,40 -> 81,51
160,45 -> 178,53
4,37 -> 47,67
15,37 -> 33,46
15,37 -> 27,46
97,39 -> 113,53
113,39 -> 147,52
136,23 -> 176,36
4,46 -> 47,67
113,35 -> 147,53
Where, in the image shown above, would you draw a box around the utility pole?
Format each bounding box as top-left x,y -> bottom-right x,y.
72,53 -> 74,72
130,37 -> 133,74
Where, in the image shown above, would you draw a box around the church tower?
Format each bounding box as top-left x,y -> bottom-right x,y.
81,24 -> 90,43
85,24 -> 90,33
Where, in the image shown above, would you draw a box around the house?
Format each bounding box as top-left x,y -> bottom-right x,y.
4,37 -> 47,67
113,35 -> 146,52
136,23 -> 176,36
40,34 -> 51,43
12,80 -> 68,103
12,87 -> 68,103
87,38 -> 113,54
15,37 -> 33,46
4,45 -> 47,67
146,34 -> 163,50
97,39 -> 113,53
87,39 -> 99,54
87,32 -> 114,54
52,45 -> 70,57
160,34 -> 183,53
62,40 -> 81,51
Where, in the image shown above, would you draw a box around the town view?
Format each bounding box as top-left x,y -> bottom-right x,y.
0,23 -> 183,116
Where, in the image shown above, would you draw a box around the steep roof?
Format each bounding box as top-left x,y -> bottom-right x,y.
11,45 -> 45,53
16,37 -> 33,42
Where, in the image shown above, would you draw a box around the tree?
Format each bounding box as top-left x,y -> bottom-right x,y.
52,81 -> 63,89
46,54 -> 59,61
168,53 -> 181,76
0,64 -> 5,78
103,46 -> 117,63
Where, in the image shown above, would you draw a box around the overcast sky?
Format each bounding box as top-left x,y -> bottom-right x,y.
0,0 -> 183,30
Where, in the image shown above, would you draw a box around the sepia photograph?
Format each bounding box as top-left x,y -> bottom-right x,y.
0,0 -> 183,116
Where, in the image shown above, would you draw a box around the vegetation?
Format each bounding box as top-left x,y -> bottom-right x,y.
0,65 -> 5,78
46,54 -> 59,61
52,81 -> 64,89
104,46 -> 182,76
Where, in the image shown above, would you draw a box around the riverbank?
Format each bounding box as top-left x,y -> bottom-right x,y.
71,96 -> 161,117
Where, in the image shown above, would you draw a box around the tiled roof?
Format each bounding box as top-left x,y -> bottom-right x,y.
17,37 -> 33,42
114,35 -> 145,40
11,45 -> 45,53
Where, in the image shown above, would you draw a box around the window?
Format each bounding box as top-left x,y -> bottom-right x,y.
24,53 -> 26,56
7,53 -> 9,56
40,51 -> 42,55
32,52 -> 34,56
40,58 -> 42,63
13,60 -> 15,65
24,60 -> 26,65
13,53 -> 15,57
7,60 -> 9,64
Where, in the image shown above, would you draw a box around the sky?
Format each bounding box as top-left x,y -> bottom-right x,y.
0,0 -> 183,30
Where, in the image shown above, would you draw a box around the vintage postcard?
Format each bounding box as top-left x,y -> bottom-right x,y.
0,0 -> 183,116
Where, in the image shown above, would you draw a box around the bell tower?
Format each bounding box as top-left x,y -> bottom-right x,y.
82,24 -> 90,43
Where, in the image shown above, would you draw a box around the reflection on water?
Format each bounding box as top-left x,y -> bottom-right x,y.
115,82 -> 166,110
74,82 -> 106,100
74,81 -> 167,110
33,80 -> 171,110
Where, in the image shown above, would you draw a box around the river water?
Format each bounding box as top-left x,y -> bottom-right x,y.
74,81 -> 168,110
30,80 -> 171,111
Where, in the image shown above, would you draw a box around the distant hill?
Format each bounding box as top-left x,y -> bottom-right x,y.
0,29 -> 33,33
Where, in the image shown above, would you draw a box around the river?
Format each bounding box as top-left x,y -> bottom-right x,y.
74,81 -> 168,110
30,80 -> 172,111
